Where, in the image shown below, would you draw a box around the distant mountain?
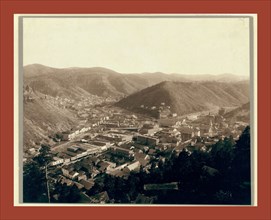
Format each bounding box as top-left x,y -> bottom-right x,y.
24,64 -> 249,100
24,64 -> 154,99
171,73 -> 248,82
116,81 -> 250,117
224,102 -> 250,123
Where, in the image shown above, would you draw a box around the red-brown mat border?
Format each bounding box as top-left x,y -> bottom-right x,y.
0,1 -> 270,220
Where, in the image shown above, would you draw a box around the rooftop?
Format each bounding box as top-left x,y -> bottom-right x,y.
144,182 -> 179,191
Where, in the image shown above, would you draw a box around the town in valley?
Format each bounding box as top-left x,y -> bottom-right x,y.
23,68 -> 251,204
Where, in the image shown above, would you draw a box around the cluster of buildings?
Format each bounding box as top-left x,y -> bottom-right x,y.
44,103 -> 249,203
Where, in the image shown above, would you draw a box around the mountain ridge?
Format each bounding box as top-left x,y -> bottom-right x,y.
24,64 -> 249,99
116,81 -> 249,117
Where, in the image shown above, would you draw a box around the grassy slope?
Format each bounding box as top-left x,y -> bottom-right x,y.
116,81 -> 249,117
23,95 -> 77,150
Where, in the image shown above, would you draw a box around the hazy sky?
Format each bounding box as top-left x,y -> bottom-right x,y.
23,16 -> 250,76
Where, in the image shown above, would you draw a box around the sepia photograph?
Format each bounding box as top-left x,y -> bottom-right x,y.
16,14 -> 256,205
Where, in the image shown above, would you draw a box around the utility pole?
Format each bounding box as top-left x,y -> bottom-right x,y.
45,164 -> 51,203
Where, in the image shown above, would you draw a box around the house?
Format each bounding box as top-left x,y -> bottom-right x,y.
81,139 -> 88,143
80,162 -> 93,174
200,125 -> 211,135
97,161 -> 110,172
91,168 -> 100,178
65,150 -> 77,158
59,176 -> 74,186
114,163 -> 128,171
50,157 -> 64,166
63,157 -> 71,163
90,141 -> 110,148
61,164 -> 72,176
139,126 -> 160,136
79,179 -> 95,191
86,146 -> 102,155
108,169 -> 128,178
88,118 -> 101,127
96,134 -> 123,142
136,135 -> 159,147
109,147 -> 134,159
134,152 -> 150,167
69,171 -> 79,180
157,130 -> 181,145
101,121 -> 119,128
127,161 -> 140,172
61,164 -> 79,179
105,161 -> 116,169
179,127 -> 195,141
88,156 -> 100,166
77,171 -> 87,181
67,146 -> 79,153
74,181 -> 84,190
143,146 -> 149,153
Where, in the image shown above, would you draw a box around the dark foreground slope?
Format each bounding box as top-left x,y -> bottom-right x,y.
224,102 -> 250,123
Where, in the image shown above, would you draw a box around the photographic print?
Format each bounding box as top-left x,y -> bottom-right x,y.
16,14 -> 256,205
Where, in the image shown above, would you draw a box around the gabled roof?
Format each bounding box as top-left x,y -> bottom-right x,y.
79,179 -> 95,190
127,161 -> 140,171
97,161 -> 110,171
109,169 -> 127,178
74,181 -> 84,190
